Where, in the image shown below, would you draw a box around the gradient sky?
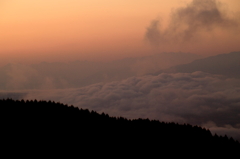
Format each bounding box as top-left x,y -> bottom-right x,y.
1,0 -> 240,65
1,0 -> 240,141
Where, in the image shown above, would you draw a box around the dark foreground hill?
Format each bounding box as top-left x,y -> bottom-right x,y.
1,99 -> 239,158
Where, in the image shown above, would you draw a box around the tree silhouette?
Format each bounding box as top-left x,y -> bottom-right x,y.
0,98 -> 239,158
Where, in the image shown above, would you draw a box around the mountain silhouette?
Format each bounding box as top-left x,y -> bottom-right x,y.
1,99 -> 239,157
154,51 -> 240,78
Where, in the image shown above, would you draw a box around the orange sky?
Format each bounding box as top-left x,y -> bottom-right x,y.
0,0 -> 240,65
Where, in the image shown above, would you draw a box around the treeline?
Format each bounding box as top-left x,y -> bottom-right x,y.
0,99 -> 239,157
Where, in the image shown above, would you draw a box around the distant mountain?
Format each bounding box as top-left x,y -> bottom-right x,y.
1,99 -> 239,157
0,52 -> 202,90
154,52 -> 240,78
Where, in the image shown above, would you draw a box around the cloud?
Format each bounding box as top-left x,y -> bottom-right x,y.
5,64 -> 40,90
0,52 -> 201,90
0,91 -> 27,100
1,71 -> 240,140
145,0 -> 240,45
18,72 -> 240,125
0,63 -> 70,90
202,121 -> 240,141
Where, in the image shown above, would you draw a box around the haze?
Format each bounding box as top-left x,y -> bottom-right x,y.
1,0 -> 240,141
1,0 -> 240,65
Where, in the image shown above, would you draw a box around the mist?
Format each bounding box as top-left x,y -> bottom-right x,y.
1,51 -> 240,140
1,0 -> 240,142
1,71 -> 240,140
0,52 -> 201,90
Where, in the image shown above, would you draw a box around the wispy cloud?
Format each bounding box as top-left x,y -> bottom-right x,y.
145,0 -> 240,45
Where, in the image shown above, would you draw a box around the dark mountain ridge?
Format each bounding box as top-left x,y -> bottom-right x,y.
154,51 -> 240,78
1,99 -> 239,157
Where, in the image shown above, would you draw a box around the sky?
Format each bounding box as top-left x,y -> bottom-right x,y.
0,0 -> 240,65
1,0 -> 240,141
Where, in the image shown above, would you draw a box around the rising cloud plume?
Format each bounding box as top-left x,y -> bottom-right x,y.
145,0 -> 239,45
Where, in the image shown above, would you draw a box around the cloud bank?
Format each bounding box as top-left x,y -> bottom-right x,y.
145,0 -> 239,45
0,52 -> 201,90
2,71 -> 239,140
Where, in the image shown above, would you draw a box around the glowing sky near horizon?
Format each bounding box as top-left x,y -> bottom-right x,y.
0,0 -> 240,64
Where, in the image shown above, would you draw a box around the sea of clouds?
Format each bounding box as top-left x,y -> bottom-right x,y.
1,71 -> 240,140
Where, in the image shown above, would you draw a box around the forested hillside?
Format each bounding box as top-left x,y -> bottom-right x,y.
1,99 -> 239,157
